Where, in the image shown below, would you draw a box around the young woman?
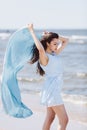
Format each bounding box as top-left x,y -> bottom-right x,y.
28,24 -> 69,130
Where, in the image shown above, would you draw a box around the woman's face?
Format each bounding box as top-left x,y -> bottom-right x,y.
47,38 -> 59,53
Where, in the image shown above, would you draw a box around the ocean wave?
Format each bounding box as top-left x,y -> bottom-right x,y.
0,33 -> 11,40
0,74 -> 87,104
62,93 -> 87,104
71,35 -> 87,40
0,31 -> 87,43
0,71 -> 87,84
17,76 -> 44,82
64,72 -> 87,79
0,72 -> 86,83
69,35 -> 87,44
20,88 -> 87,104
76,72 -> 87,78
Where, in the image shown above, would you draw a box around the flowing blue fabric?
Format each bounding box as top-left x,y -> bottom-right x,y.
1,27 -> 41,118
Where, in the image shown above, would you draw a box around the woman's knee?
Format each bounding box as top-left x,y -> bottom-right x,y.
62,114 -> 69,126
52,105 -> 69,126
59,114 -> 69,130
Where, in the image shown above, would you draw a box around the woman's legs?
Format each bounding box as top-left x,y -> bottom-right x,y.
52,104 -> 69,130
42,107 -> 55,130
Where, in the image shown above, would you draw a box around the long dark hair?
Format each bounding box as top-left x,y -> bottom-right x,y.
30,32 -> 59,76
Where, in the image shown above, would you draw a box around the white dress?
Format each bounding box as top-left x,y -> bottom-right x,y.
40,53 -> 64,107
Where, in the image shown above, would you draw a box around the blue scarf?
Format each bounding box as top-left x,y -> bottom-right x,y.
1,27 -> 41,118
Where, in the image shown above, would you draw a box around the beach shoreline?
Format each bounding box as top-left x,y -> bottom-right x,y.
0,92 -> 87,130
21,93 -> 87,122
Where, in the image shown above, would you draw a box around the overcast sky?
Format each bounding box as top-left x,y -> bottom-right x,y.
0,0 -> 87,29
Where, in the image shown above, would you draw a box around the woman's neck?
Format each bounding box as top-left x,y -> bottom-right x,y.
46,48 -> 52,54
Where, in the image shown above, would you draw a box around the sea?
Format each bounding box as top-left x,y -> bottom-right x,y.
0,28 -> 87,108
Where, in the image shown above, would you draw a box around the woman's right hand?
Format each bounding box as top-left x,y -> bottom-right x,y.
28,24 -> 34,32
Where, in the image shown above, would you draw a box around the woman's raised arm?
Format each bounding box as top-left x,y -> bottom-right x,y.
56,36 -> 69,54
28,24 -> 44,52
28,24 -> 48,66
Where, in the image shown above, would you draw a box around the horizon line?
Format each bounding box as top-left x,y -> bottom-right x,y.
0,28 -> 87,31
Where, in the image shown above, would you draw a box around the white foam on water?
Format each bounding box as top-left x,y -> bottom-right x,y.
62,93 -> 87,104
0,33 -> 11,39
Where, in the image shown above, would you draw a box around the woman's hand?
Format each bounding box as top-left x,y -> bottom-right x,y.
59,36 -> 69,44
56,36 -> 69,54
28,24 -> 34,32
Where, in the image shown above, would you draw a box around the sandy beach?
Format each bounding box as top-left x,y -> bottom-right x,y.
0,93 -> 87,130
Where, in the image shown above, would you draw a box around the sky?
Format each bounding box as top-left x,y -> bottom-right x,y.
0,0 -> 87,29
